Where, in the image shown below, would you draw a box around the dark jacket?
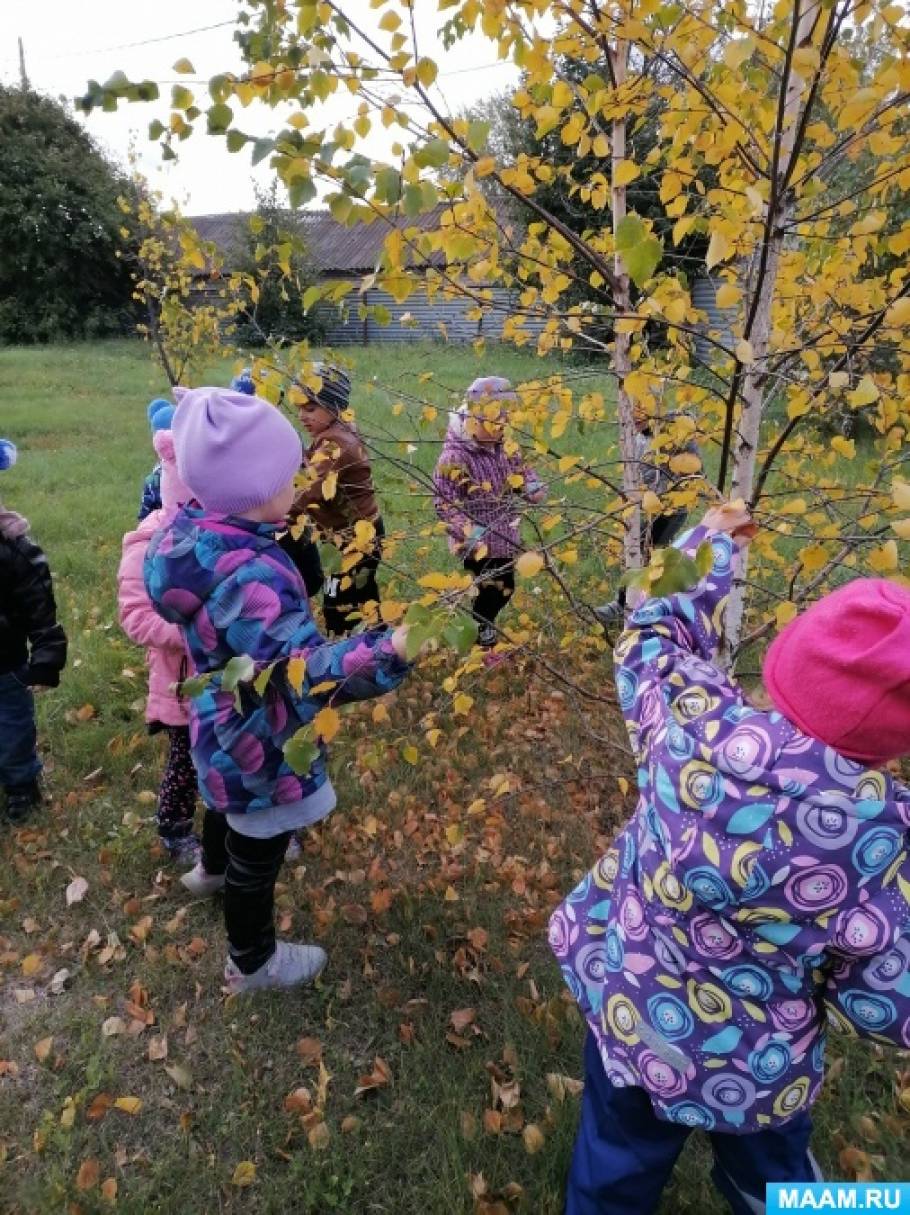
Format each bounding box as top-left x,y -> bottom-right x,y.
290,420 -> 379,538
0,512 -> 67,686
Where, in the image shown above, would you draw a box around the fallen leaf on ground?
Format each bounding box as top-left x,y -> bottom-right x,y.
114,1096 -> 142,1115
101,1017 -> 126,1038
66,876 -> 89,906
296,1037 -> 322,1066
101,1177 -> 118,1203
75,1158 -> 100,1191
34,1037 -> 53,1063
308,1121 -> 331,1150
522,1123 -> 545,1154
86,1093 -> 113,1122
231,1160 -> 257,1187
164,1063 -> 192,1090
354,1056 -> 392,1097
148,1035 -> 168,1061
449,1007 -> 476,1034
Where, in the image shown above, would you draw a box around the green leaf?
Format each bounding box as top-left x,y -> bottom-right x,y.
226,129 -> 248,153
467,119 -> 490,153
222,655 -> 256,693
695,540 -> 715,577
207,103 -> 233,134
442,616 -> 478,656
328,193 -> 354,223
148,119 -> 165,141
402,184 -> 425,218
171,84 -> 194,111
180,673 -> 213,698
283,730 -> 320,775
319,542 -> 343,576
288,176 -> 317,208
615,214 -> 647,252
624,236 -> 662,287
417,137 -> 449,169
404,602 -> 433,628
375,166 -> 402,204
251,137 -> 275,166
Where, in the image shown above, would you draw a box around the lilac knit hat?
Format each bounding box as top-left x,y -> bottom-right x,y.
171,387 -> 302,514
464,376 -> 518,403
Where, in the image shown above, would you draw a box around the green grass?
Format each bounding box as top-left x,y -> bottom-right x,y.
0,339 -> 906,1214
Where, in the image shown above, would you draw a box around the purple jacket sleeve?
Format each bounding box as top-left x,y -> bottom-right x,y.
433,456 -> 475,548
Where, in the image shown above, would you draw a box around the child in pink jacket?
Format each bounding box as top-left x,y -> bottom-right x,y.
118,407 -> 199,864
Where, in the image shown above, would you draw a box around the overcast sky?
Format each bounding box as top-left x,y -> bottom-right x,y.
3,1 -> 520,216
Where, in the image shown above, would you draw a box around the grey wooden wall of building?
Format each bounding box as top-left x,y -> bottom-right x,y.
314,285 -> 546,346
692,275 -> 737,365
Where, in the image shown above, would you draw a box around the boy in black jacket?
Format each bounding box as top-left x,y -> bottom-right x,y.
0,440 -> 67,822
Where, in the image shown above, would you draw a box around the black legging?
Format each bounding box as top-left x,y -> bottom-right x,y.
202,809 -> 291,975
463,556 -> 515,639
278,530 -> 324,599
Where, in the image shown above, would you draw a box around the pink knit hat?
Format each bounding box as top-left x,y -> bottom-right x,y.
764,578 -> 910,764
152,429 -> 191,510
172,387 -> 302,515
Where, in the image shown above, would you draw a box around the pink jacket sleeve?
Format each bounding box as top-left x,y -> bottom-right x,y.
117,520 -> 184,653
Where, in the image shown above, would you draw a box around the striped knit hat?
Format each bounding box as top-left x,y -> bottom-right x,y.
305,363 -> 351,414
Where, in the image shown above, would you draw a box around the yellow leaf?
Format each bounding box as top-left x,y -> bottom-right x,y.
114,1096 -> 142,1116
21,953 -> 42,976
613,160 -> 640,187
453,693 -> 474,716
706,229 -> 731,270
415,57 -> 437,87
664,297 -> 687,325
287,656 -> 307,696
891,481 -> 910,511
523,1123 -> 546,1154
322,470 -> 338,500
775,602 -> 798,630
515,551 -> 544,578
232,1160 -> 257,1188
869,541 -> 898,573
829,371 -> 849,389
848,376 -> 879,408
715,283 -> 740,309
378,9 -> 401,31
800,545 -> 827,573
831,436 -> 855,459
891,519 -> 910,541
885,297 -> 910,327
401,744 -> 418,765
313,706 -> 341,743
372,703 -> 390,725
34,1037 -> 53,1063
668,452 -> 701,476
173,57 -> 195,75
445,823 -> 464,846
642,490 -> 662,515
735,339 -> 754,364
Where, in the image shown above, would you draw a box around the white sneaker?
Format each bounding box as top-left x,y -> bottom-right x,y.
224,940 -> 328,994
180,862 -> 226,897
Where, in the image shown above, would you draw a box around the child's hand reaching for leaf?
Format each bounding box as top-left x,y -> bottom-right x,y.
702,500 -> 758,547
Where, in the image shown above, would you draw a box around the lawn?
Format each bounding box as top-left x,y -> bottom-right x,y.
0,339 -> 906,1214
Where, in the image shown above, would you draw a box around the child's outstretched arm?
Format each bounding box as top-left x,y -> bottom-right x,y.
10,542 -> 67,687
614,504 -> 755,757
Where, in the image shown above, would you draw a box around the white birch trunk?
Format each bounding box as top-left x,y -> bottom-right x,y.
610,39 -> 642,571
724,0 -> 821,658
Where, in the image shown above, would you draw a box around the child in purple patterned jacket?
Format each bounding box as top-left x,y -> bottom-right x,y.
551,502 -> 910,1214
433,377 -> 545,661
145,386 -> 414,995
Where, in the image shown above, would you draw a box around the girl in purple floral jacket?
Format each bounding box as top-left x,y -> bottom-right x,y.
433,377 -> 544,661
551,502 -> 910,1214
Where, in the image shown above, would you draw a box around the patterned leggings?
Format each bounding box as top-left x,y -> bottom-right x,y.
156,725 -> 198,842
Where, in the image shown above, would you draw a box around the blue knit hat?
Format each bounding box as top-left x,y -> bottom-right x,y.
147,398 -> 175,432
0,439 -> 17,471
230,368 -> 256,396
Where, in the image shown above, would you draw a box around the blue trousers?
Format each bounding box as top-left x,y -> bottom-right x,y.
567,1032 -> 820,1215
0,671 -> 41,791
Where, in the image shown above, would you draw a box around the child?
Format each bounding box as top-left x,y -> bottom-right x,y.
550,502 -> 910,1214
137,399 -> 173,521
287,364 -> 382,634
144,387 -> 413,993
433,377 -> 545,660
118,408 -> 200,864
0,440 -> 67,821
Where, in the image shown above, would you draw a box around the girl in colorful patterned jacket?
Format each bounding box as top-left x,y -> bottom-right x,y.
118,406 -> 200,865
433,377 -> 545,663
550,501 -> 910,1215
144,387 -> 414,994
